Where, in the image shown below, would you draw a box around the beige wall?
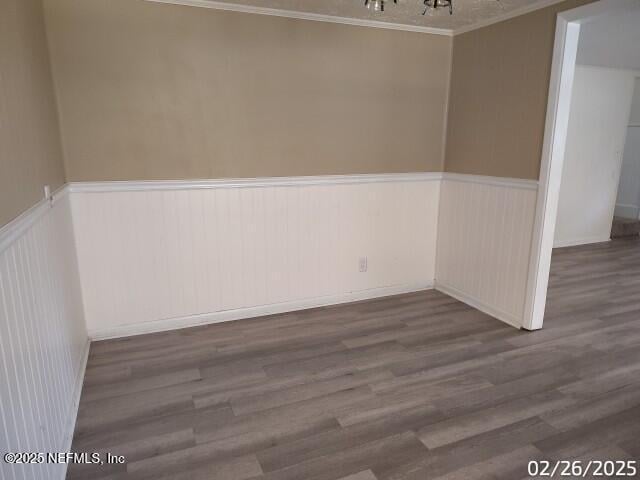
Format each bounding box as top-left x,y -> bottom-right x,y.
444,0 -> 595,180
0,0 -> 66,227
8,0 -> 597,187
43,0 -> 452,182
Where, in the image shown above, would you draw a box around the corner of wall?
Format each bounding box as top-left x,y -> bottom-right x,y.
41,0 -> 71,187
440,35 -> 455,173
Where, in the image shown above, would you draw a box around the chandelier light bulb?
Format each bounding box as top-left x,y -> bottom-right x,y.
364,0 -> 390,12
362,0 -> 493,16
423,0 -> 453,15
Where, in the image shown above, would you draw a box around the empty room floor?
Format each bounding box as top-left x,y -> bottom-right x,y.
68,239 -> 640,480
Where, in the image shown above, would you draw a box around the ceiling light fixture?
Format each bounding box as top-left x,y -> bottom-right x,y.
364,0 -> 398,12
422,0 -> 452,15
363,0 -> 497,16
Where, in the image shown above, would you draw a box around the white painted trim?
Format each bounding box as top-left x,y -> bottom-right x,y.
575,65 -> 640,76
68,172 -> 538,194
524,0 -> 640,332
435,281 -> 521,328
0,185 -> 70,254
442,173 -> 538,190
615,203 -> 640,210
60,339 -> 90,479
553,236 -> 611,249
523,17 -> 580,332
452,0 -> 573,35
88,283 -> 433,340
143,0 -> 452,35
143,0 -> 590,37
614,203 -> 640,219
69,172 -> 444,193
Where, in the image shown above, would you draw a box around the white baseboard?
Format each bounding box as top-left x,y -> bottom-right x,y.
89,282 -> 433,340
434,281 -> 521,329
614,203 -> 640,219
553,236 -> 611,249
61,339 -> 90,479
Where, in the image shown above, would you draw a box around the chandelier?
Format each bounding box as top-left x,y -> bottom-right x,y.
364,0 -> 453,15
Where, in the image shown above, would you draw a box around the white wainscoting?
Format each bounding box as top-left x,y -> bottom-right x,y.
436,174 -> 538,327
0,191 -> 88,480
70,174 -> 441,339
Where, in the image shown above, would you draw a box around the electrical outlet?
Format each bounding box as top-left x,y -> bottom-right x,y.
359,256 -> 368,273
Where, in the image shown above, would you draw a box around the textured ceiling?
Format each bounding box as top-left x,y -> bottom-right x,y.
190,0 -> 563,31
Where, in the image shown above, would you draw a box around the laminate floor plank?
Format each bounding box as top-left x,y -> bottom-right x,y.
72,404 -> 233,452
429,445 -> 544,480
378,416 -> 558,480
534,404 -> 640,460
337,471 -> 379,480
68,238 -> 640,479
256,403 -> 442,473
252,431 -> 428,480
417,390 -> 572,449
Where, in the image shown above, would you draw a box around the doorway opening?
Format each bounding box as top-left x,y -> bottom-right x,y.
612,79 -> 640,239
524,0 -> 640,330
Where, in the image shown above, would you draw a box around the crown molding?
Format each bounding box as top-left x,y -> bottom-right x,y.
452,0 -> 571,35
144,0 -> 576,36
144,0 -> 453,35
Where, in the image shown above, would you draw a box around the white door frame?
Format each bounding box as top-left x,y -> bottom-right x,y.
522,0 -> 640,330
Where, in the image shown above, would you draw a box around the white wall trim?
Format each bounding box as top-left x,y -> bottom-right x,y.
523,16 -> 580,332
434,281 -> 521,328
0,185 -> 70,254
60,340 -> 90,479
575,65 -> 640,76
443,173 -> 538,190
69,172 -> 444,193
68,172 -> 539,194
615,203 -> 640,219
144,0 -> 582,37
88,282 -> 433,340
553,236 -> 611,249
144,0 -> 453,35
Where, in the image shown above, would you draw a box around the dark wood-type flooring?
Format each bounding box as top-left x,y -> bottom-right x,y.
68,239 -> 640,480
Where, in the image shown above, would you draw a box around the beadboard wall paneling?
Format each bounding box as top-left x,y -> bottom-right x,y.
70,175 -> 440,339
0,193 -> 88,480
436,174 -> 538,327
